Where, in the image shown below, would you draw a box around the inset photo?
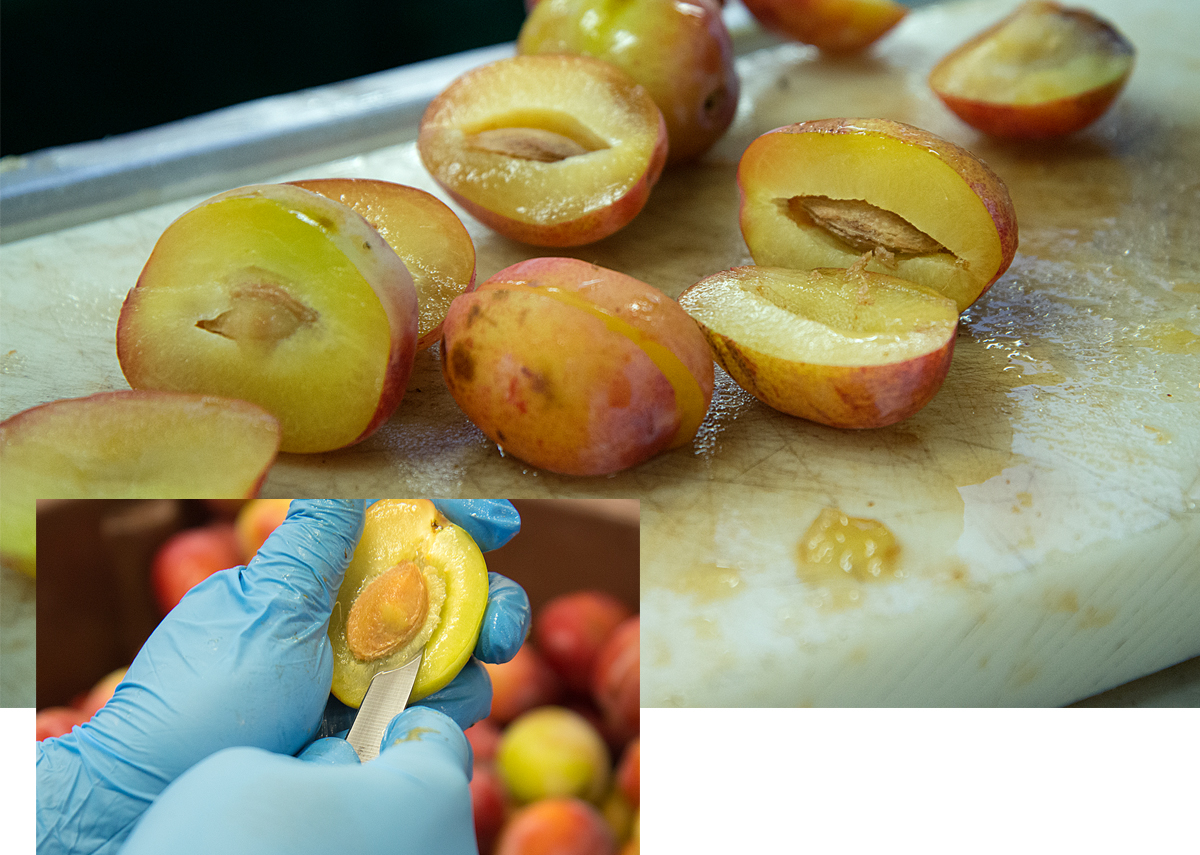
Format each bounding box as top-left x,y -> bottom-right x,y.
34,498 -> 640,854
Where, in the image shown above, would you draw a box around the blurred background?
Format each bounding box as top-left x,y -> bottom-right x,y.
0,0 -> 527,156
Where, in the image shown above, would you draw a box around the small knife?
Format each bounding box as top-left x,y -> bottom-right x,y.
346,649 -> 424,762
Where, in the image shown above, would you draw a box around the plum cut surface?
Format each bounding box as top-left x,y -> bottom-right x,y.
417,54 -> 667,246
738,120 -> 1018,312
0,391 -> 281,577
930,1 -> 1134,105
288,178 -> 476,351
329,500 -> 489,706
117,184 -> 418,453
680,266 -> 959,367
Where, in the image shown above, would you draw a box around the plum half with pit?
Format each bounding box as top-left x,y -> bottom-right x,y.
116,183 -> 419,454
737,117 -> 1018,312
418,55 -> 667,247
329,500 -> 491,707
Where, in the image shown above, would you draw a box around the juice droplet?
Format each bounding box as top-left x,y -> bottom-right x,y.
670,562 -> 743,603
797,508 -> 899,582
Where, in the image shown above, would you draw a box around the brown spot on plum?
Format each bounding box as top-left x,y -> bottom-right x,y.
607,373 -> 632,408
520,366 -> 551,398
449,343 -> 476,383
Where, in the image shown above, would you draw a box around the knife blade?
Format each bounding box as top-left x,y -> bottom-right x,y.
346,649 -> 424,762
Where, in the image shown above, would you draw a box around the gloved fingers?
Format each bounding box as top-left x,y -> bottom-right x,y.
297,737 -> 360,766
432,500 -> 521,552
242,500 -> 365,612
413,658 -> 493,731
121,741 -> 479,855
475,571 -> 532,664
375,706 -> 473,779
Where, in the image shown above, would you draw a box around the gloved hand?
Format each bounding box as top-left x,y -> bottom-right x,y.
37,499 -> 528,855
119,707 -> 477,855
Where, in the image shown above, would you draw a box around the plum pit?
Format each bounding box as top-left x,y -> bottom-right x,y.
196,280 -> 318,349
345,561 -> 431,661
787,195 -> 949,258
465,108 -> 610,163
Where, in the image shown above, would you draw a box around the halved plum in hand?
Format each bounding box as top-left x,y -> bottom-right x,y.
929,1 -> 1135,139
116,183 -> 419,454
417,55 -> 667,247
329,499 -> 490,707
678,263 -> 959,428
440,257 -> 714,476
737,118 -> 1018,312
0,391 -> 280,577
288,178 -> 476,350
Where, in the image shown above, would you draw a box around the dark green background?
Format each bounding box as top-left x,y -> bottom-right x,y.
0,0 -> 527,156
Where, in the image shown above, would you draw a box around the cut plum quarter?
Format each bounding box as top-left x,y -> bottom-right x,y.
740,0 -> 907,53
928,1 -> 1136,139
440,257 -> 714,476
288,178 -> 476,350
116,183 -> 419,454
738,118 -> 1018,312
0,391 -> 281,578
329,499 -> 490,707
417,54 -> 668,247
678,264 -> 959,429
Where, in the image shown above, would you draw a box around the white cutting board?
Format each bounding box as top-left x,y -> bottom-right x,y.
1,0 -> 1197,706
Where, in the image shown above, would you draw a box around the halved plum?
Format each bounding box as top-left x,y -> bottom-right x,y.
737,118 -> 1018,312
417,55 -> 668,246
329,499 -> 490,706
678,263 -> 959,428
117,183 -> 419,454
0,391 -> 280,577
288,178 -> 477,350
929,1 -> 1136,139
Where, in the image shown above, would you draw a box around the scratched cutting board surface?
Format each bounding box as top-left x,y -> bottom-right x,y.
1,0 -> 1198,706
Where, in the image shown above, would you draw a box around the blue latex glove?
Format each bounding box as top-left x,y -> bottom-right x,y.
118,708 -> 477,855
37,499 -> 528,855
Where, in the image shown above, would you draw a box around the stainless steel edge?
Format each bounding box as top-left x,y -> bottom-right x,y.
0,3 -> 795,244
0,43 -> 518,243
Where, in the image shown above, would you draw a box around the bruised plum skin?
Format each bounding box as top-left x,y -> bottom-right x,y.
439,257 -> 714,476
